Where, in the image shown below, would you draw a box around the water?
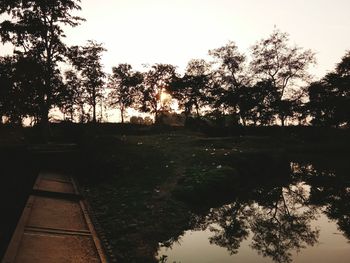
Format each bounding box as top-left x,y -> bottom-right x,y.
157,157 -> 350,263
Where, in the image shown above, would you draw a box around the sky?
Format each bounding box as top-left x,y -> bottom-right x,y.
62,0 -> 350,78
1,0 -> 350,123
1,0 -> 350,78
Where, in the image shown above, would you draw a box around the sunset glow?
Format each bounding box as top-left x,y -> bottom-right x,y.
160,89 -> 171,106
61,0 -> 350,78
2,0 -> 349,78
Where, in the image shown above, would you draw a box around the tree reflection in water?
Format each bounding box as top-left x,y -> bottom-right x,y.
195,182 -> 319,263
205,202 -> 251,255
249,183 -> 319,263
293,160 -> 350,242
158,157 -> 350,263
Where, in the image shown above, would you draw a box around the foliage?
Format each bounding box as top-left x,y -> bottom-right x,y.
250,29 -> 315,126
0,0 -> 84,127
307,51 -> 350,127
58,70 -> 85,122
170,59 -> 212,121
0,20 -> 348,129
139,64 -> 177,121
108,64 -> 143,123
0,54 -> 64,125
251,29 -> 315,100
209,41 -> 248,122
68,40 -> 106,123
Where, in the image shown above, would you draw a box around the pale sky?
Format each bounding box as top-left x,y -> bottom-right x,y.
1,0 -> 350,78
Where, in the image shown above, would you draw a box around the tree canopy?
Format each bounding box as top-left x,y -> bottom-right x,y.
0,0 -> 84,137
68,40 -> 106,123
108,64 -> 143,123
1,18 -> 349,129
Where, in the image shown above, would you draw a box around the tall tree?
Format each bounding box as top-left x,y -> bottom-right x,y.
68,40 -> 106,123
250,29 -> 315,126
209,41 -> 249,125
0,56 -> 13,124
307,51 -> 350,127
307,81 -> 333,126
108,64 -> 143,123
0,54 -> 50,125
170,59 -> 211,122
139,64 -> 176,122
335,51 -> 350,125
0,0 -> 84,135
58,69 -> 85,122
236,81 -> 279,126
336,51 -> 350,76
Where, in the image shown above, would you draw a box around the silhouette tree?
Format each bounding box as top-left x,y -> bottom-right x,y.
331,51 -> 350,126
251,29 -> 315,126
139,64 -> 176,122
274,99 -> 297,126
15,56 -> 48,125
209,41 -> 249,125
0,54 -> 54,125
307,81 -> 332,126
337,51 -> 350,76
308,51 -> 350,127
170,59 -> 211,123
68,41 -> 106,123
286,87 -> 309,125
108,64 -> 143,123
236,80 -> 280,126
0,0 -> 84,136
0,56 -> 13,124
58,70 -> 85,122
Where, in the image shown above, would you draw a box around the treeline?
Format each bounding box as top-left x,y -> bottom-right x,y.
0,0 -> 349,129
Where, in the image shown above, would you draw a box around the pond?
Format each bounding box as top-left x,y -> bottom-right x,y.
157,156 -> 350,263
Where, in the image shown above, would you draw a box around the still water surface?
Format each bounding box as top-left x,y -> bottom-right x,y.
157,157 -> 350,263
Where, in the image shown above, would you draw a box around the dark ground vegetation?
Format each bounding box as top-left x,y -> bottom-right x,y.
73,124 -> 350,262
0,128 -> 37,258
1,123 -> 350,262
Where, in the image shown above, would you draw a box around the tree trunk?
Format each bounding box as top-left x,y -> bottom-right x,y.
184,111 -> 190,127
92,88 -> 96,123
154,110 -> 159,125
40,104 -> 50,143
120,108 -> 124,124
42,45 -> 53,142
80,104 -> 85,123
281,115 -> 285,127
92,103 -> 96,123
241,117 -> 247,127
70,108 -> 74,122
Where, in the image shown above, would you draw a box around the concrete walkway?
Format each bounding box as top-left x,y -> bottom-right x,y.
2,171 -> 108,263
